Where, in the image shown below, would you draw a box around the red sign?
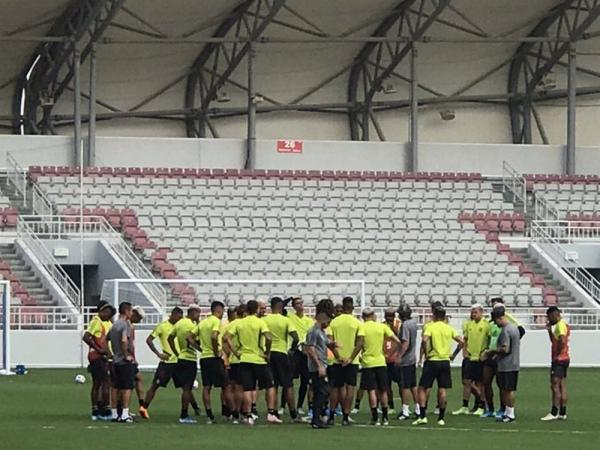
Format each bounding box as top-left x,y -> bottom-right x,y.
277,140 -> 303,153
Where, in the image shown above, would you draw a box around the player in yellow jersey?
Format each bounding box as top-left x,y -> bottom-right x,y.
413,307 -> 463,427
143,307 -> 200,416
288,297 -> 315,414
225,300 -> 280,425
327,296 -> 365,426
82,300 -> 115,421
196,301 -> 232,424
223,304 -> 246,423
168,304 -> 201,424
263,297 -> 300,421
360,308 -> 401,426
451,304 -> 490,416
541,306 -> 571,421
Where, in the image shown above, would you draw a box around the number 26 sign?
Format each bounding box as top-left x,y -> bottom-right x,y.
277,140 -> 303,153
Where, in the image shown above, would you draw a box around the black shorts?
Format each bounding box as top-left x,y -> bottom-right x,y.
329,364 -> 359,388
88,358 -> 109,382
387,363 -> 400,384
398,364 -> 417,389
239,362 -> 274,391
551,361 -> 569,379
173,359 -> 198,390
111,362 -> 136,390
152,362 -> 176,387
360,366 -> 389,391
497,371 -> 519,391
419,360 -> 452,389
229,363 -> 243,385
461,359 -> 468,380
293,351 -> 309,379
200,357 -> 229,388
270,352 -> 293,388
464,360 -> 484,382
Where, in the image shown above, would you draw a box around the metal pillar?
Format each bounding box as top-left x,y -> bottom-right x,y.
410,43 -> 418,172
88,44 -> 97,166
567,43 -> 577,175
73,42 -> 81,167
246,42 -> 256,170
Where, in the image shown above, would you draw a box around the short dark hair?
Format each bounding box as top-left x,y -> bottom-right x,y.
247,300 -> 259,315
119,302 -> 132,314
433,307 -> 446,320
431,301 -> 443,311
171,307 -> 183,316
398,304 -> 412,320
236,304 -> 247,316
490,297 -> 504,305
342,296 -> 354,310
270,296 -> 283,309
227,306 -> 237,317
291,297 -> 302,306
316,298 -> 334,318
491,306 -> 506,320
546,306 -> 561,315
211,301 -> 225,312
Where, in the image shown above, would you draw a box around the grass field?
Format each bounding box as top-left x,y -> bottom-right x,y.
1,368 -> 599,450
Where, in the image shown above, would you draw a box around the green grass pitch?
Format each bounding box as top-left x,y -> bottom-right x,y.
1,368 -> 599,450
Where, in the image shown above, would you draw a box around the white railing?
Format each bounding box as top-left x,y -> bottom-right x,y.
31,183 -> 54,216
532,220 -> 600,242
502,160 -> 527,213
2,305 -> 599,330
6,153 -> 27,207
531,221 -> 600,304
17,215 -> 168,309
534,193 -> 561,222
16,217 -> 82,309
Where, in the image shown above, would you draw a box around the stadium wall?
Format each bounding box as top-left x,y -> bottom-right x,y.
4,135 -> 600,175
3,330 -> 600,369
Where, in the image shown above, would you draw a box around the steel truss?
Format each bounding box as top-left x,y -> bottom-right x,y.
12,0 -> 124,135
508,0 -> 600,144
184,0 -> 285,138
347,0 -> 451,141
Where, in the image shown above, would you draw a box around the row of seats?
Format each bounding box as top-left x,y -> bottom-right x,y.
30,165 -> 483,182
0,260 -> 36,306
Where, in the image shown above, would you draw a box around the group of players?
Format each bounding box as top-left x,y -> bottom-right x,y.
82,295 -> 571,428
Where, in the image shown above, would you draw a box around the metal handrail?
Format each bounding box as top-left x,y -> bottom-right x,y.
532,220 -> 600,242
531,221 -> 600,305
2,305 -> 599,331
534,193 -> 561,222
31,183 -> 54,216
16,217 -> 82,309
502,160 -> 527,213
6,153 -> 27,207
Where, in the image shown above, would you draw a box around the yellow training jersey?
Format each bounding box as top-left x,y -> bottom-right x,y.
287,312 -> 314,344
361,321 -> 394,368
463,319 -> 491,361
231,315 -> 270,365
197,315 -> 222,359
170,317 -> 198,362
150,320 -> 178,364
262,314 -> 296,354
329,314 -> 365,364
424,320 -> 458,361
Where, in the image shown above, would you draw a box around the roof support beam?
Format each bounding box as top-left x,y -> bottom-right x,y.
347,0 -> 451,141
184,0 -> 285,138
11,0 -> 125,135
508,0 -> 600,144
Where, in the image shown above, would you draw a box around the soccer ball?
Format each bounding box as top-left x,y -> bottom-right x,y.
192,379 -> 199,390
74,374 -> 86,384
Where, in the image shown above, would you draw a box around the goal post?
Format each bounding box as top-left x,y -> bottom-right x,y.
102,278 -> 367,322
0,280 -> 13,376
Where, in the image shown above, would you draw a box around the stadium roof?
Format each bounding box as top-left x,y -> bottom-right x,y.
2,0 -> 600,142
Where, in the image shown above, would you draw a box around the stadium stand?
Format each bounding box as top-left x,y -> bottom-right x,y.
525,174 -> 600,217
29,166 -> 565,309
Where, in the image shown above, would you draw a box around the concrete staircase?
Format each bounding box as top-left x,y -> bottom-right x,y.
0,244 -> 56,306
512,247 -> 581,308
